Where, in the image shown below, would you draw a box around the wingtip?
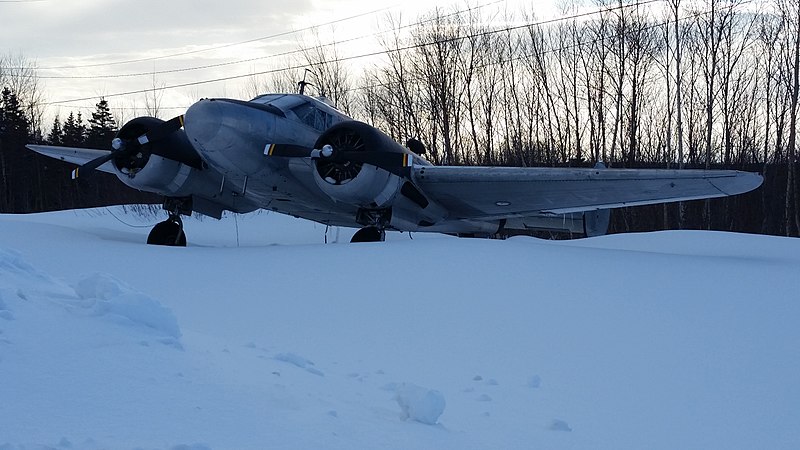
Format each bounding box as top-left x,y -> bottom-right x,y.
714,171 -> 764,196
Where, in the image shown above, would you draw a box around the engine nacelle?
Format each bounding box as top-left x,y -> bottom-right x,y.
111,117 -> 210,198
115,154 -> 196,196
311,121 -> 408,207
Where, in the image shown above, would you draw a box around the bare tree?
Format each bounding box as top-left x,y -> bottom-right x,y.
0,52 -> 46,141
143,72 -> 165,118
778,0 -> 800,235
299,27 -> 354,114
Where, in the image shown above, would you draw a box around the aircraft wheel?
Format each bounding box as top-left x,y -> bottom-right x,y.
147,219 -> 187,246
350,226 -> 385,243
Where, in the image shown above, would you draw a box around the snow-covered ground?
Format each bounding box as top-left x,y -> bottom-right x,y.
0,207 -> 798,450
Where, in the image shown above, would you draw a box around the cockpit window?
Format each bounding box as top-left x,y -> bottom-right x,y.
291,101 -> 334,132
250,94 -> 286,104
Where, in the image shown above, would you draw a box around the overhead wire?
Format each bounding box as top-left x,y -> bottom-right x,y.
22,6 -> 399,70
341,0 -> 737,96
34,0 -> 505,80
45,0 -> 664,106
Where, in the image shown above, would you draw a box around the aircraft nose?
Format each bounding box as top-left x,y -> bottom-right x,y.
184,98 -> 277,174
183,99 -> 224,150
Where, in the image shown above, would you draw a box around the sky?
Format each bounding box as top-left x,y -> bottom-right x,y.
0,0 -> 559,123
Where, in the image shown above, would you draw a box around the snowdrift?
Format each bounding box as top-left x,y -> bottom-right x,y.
0,208 -> 798,450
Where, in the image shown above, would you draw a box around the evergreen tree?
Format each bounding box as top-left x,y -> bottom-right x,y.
61,111 -> 86,147
1,87 -> 30,139
1,87 -> 33,211
47,115 -> 63,146
86,98 -> 117,149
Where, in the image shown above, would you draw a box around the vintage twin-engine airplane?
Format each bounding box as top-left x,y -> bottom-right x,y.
28,93 -> 763,245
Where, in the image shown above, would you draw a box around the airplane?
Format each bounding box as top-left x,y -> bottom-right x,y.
28,92 -> 763,246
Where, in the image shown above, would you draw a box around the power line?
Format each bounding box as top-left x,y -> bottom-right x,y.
46,0 -> 663,106
34,0 -> 505,80
343,2 -> 733,96
21,5 -> 398,70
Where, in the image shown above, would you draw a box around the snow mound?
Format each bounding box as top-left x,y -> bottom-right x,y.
393,383 -> 446,425
0,248 -> 73,300
0,247 -> 51,283
75,273 -> 182,340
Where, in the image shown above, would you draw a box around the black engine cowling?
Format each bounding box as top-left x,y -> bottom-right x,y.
311,121 -> 409,207
112,117 -> 204,196
113,117 -> 202,175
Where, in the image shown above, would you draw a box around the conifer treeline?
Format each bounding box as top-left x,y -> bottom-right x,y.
0,93 -> 157,213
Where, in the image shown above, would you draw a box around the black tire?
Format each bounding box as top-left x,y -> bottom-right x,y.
350,226 -> 385,243
147,220 -> 187,246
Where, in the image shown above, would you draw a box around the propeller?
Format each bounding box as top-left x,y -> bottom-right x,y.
267,142 -> 413,179
74,115 -> 184,179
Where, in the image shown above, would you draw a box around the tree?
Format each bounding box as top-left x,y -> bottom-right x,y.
47,115 -> 63,146
1,86 -> 29,136
1,86 -> 32,210
61,111 -> 86,148
87,98 -> 118,149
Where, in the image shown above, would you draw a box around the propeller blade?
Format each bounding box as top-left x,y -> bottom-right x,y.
138,115 -> 184,145
265,141 -> 414,177
340,151 -> 413,176
265,143 -> 315,158
74,151 -> 118,178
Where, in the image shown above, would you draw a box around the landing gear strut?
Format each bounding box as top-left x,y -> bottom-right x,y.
147,197 -> 191,246
351,208 -> 389,243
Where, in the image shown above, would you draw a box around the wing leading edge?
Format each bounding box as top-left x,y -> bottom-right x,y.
412,166 -> 763,220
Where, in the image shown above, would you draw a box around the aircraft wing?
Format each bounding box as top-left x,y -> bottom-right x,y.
27,145 -> 116,174
412,166 -> 763,220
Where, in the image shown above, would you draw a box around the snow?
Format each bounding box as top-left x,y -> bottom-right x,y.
392,382 -> 446,425
74,273 -> 183,341
0,207 -> 798,449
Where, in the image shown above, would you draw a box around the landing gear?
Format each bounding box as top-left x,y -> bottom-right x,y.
147,215 -> 186,246
351,226 -> 385,243
351,208 -> 390,243
147,197 -> 191,246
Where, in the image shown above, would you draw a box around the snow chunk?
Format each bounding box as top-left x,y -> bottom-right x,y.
274,352 -> 324,376
527,375 -> 542,388
75,273 -> 181,340
393,383 -> 446,425
549,419 -> 573,432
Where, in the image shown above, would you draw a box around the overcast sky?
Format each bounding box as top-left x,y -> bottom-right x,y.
1,0 -> 557,121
